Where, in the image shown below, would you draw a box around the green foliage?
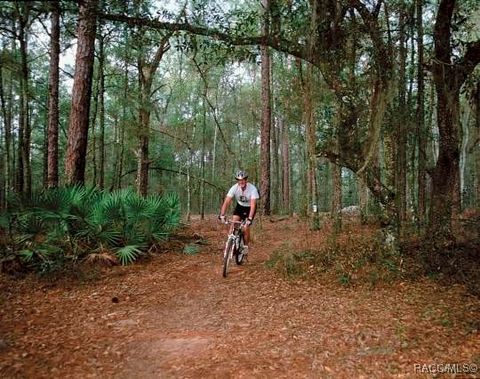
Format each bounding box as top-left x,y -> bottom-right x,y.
116,245 -> 144,266
183,243 -> 201,255
0,186 -> 181,273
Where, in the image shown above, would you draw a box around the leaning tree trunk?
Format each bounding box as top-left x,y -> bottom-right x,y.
65,0 -> 98,185
428,0 -> 480,243
46,1 -> 60,188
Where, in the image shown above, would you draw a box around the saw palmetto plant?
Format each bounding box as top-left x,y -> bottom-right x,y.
0,186 -> 180,272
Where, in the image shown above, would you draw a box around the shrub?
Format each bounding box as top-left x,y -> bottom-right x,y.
0,186 -> 181,273
266,227 -> 405,286
265,245 -> 316,279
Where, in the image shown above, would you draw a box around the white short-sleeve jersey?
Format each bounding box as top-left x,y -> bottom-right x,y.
227,183 -> 260,207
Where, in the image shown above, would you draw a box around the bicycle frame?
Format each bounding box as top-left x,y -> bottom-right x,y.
222,219 -> 246,277
227,220 -> 243,248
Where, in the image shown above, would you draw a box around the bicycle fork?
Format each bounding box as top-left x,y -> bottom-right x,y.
224,235 -> 236,258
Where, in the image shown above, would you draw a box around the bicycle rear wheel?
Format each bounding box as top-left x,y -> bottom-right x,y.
235,234 -> 245,265
223,239 -> 235,277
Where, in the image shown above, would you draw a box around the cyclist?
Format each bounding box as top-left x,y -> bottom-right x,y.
219,170 -> 260,255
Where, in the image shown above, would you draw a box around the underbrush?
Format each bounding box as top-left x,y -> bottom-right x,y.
408,210 -> 480,296
0,186 -> 181,276
265,224 -> 408,287
407,239 -> 480,296
265,217 -> 480,295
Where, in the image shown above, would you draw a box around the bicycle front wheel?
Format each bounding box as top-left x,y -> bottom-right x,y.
222,239 -> 235,277
235,234 -> 245,265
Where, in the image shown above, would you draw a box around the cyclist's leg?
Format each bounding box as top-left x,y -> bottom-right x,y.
229,203 -> 241,233
244,224 -> 250,245
239,205 -> 253,245
232,204 -> 244,225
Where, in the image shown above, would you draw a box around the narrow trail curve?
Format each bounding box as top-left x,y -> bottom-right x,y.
1,217 -> 479,378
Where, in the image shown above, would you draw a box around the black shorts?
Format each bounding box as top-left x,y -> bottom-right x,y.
233,204 -> 255,222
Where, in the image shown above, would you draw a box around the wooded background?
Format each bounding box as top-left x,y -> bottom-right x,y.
0,0 -> 479,244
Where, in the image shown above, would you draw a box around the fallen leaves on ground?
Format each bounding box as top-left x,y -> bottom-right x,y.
0,216 -> 479,378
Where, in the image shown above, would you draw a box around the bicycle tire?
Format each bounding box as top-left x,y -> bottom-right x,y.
235,234 -> 245,265
222,239 -> 234,277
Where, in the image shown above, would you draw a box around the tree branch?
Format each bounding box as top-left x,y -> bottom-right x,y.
457,39 -> 480,83
98,12 -> 311,64
191,57 -> 235,158
121,166 -> 224,192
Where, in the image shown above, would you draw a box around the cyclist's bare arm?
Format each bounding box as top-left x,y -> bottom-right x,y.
220,196 -> 233,218
248,198 -> 257,221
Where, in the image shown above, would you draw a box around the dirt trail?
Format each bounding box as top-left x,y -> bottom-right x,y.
1,217 -> 479,378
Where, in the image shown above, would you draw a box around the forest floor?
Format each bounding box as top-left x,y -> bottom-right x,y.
0,216 -> 479,378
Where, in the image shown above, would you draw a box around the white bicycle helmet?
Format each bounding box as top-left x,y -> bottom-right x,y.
235,170 -> 248,180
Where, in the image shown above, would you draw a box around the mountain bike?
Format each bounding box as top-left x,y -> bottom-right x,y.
221,219 -> 246,277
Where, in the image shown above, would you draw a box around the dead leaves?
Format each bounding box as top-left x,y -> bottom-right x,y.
0,216 -> 479,378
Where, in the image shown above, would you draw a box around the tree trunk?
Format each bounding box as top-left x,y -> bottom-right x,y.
136,34 -> 170,197
110,114 -> 119,190
331,163 -> 342,232
200,97 -> 206,220
280,118 -> 291,215
358,176 -> 369,224
112,59 -> 129,190
136,106 -> 150,196
0,136 -> 4,209
427,0 -> 480,242
475,83 -> 480,208
260,0 -> 272,216
65,0 -> 98,185
271,117 -> 280,213
301,62 -> 320,229
0,65 -> 12,209
416,0 -> 427,227
97,31 -> 106,189
0,74 -> 5,208
90,67 -> 99,186
42,122 -> 48,188
14,3 -> 31,195
428,88 -> 460,241
459,106 -> 471,211
396,2 -> 407,223
46,1 -> 60,188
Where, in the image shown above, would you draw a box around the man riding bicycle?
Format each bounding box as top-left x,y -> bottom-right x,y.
219,170 -> 259,256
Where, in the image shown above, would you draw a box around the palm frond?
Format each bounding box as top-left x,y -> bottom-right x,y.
7,186 -> 181,269
116,245 -> 144,265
